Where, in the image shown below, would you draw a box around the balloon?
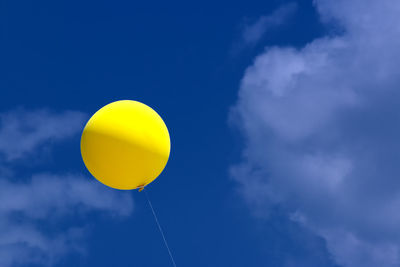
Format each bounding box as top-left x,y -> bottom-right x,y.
80,100 -> 170,190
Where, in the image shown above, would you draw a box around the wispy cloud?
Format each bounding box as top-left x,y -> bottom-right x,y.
232,2 -> 297,54
0,173 -> 133,218
0,108 -> 133,266
242,3 -> 297,46
0,108 -> 87,161
231,0 -> 400,266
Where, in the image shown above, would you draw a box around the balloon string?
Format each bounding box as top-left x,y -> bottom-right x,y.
143,188 -> 177,267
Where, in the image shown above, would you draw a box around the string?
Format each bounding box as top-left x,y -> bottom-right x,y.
143,188 -> 177,267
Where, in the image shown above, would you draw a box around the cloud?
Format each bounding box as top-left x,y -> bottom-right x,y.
241,3 -> 297,46
0,173 -> 133,219
231,0 -> 400,266
0,219 -> 85,267
0,173 -> 133,266
0,108 -> 87,161
0,108 -> 134,267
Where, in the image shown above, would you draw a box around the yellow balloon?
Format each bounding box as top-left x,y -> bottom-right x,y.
80,100 -> 170,190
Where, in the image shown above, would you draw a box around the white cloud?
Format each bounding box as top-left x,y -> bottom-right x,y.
0,173 -> 133,218
0,221 -> 85,267
0,108 -> 87,161
231,0 -> 400,266
231,3 -> 297,55
241,3 -> 297,46
0,108 -> 134,267
0,173 -> 133,267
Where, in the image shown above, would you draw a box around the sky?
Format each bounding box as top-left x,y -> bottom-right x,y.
1,0 -> 399,266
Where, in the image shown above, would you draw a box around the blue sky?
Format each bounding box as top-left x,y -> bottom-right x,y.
1,0 -> 400,266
